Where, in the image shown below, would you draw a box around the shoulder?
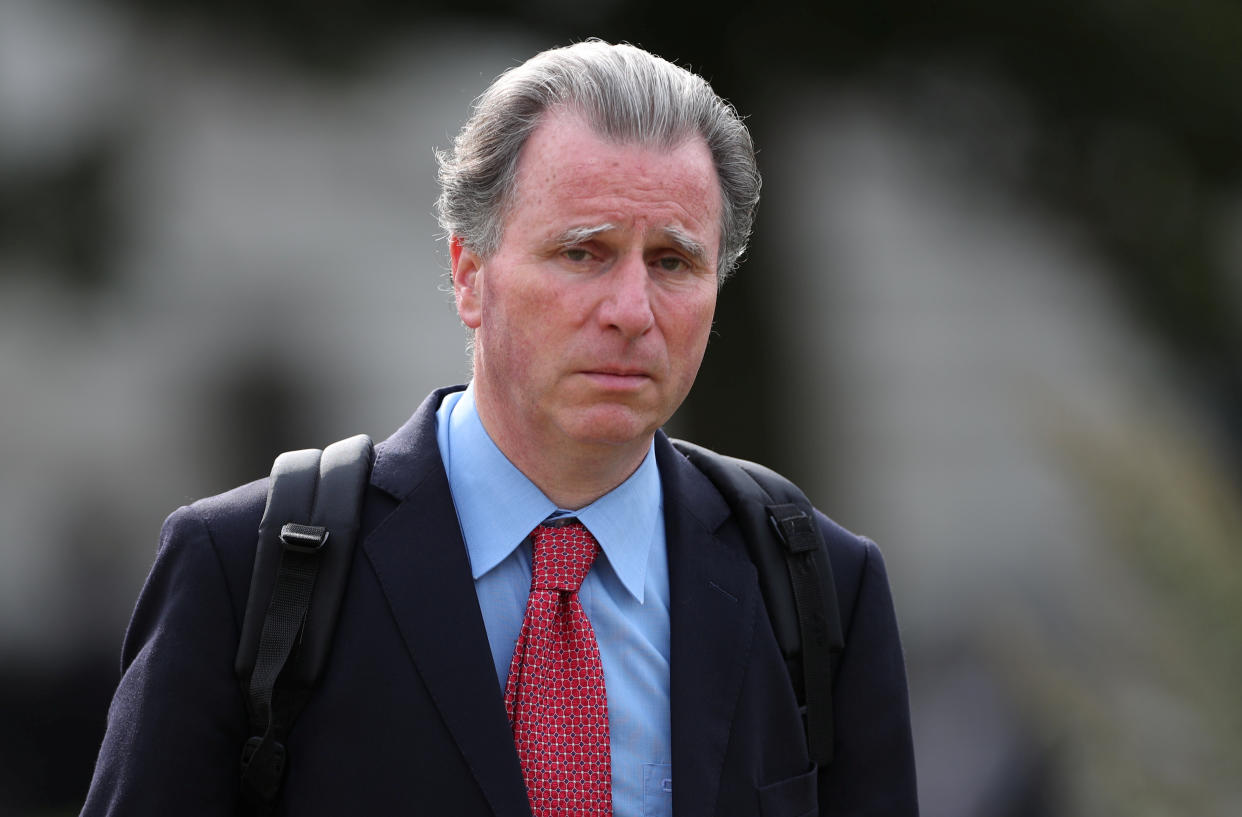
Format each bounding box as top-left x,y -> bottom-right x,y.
660,430 -> 878,562
168,478 -> 269,548
814,510 -> 883,582
147,478 -> 270,628
812,510 -> 892,635
657,432 -> 892,629
165,478 -> 269,557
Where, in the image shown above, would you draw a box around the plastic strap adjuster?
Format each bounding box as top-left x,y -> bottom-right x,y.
767,504 -> 818,554
240,734 -> 287,801
279,523 -> 328,553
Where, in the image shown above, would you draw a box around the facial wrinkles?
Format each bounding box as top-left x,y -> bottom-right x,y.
540,211 -> 718,282
554,219 -> 703,264
563,184 -> 713,240
521,140 -> 718,251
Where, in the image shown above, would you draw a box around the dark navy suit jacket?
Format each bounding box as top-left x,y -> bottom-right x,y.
82,387 -> 917,816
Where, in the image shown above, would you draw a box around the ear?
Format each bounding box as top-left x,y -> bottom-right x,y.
450,235 -> 483,329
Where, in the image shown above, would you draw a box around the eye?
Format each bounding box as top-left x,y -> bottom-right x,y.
655,255 -> 689,273
563,247 -> 593,263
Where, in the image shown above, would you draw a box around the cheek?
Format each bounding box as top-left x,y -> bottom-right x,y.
482,283 -> 561,371
681,288 -> 718,341
664,292 -> 717,368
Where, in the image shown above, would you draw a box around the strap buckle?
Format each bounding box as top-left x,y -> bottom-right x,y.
240,734 -> 288,802
279,523 -> 329,553
767,504 -> 818,553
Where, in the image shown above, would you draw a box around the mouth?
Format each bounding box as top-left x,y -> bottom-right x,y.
579,369 -> 652,389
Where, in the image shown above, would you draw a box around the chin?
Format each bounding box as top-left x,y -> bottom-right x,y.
561,406 -> 661,449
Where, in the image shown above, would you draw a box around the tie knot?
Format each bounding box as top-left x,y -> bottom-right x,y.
530,521 -> 599,593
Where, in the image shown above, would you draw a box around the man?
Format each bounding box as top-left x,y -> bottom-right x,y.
82,40 -> 917,816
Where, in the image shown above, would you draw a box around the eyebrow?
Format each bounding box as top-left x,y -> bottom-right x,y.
661,225 -> 710,267
550,223 -> 616,247
548,222 -> 710,267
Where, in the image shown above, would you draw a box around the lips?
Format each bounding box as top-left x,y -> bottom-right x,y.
579,368 -> 653,389
585,367 -> 649,377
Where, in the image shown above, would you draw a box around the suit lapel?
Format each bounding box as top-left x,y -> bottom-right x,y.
362,388 -> 530,817
657,435 -> 761,817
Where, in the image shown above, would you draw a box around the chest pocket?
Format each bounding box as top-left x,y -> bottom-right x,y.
758,764 -> 818,817
643,762 -> 673,817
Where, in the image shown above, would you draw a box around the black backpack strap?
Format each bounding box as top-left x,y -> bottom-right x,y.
671,439 -> 844,765
234,434 -> 374,812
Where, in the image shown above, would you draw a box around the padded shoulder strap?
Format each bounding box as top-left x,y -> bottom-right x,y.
235,434 -> 373,811
671,439 -> 843,764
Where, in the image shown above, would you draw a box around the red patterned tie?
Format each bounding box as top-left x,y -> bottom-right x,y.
504,521 -> 612,817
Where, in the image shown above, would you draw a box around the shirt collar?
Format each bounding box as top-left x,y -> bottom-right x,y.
437,383 -> 660,602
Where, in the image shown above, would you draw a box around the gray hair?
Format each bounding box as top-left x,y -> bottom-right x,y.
435,39 -> 761,283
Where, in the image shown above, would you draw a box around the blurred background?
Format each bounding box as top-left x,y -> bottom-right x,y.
2,0 -> 1240,814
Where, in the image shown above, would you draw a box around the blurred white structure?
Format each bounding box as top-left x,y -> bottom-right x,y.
0,0 -> 536,652
767,84 -> 1242,816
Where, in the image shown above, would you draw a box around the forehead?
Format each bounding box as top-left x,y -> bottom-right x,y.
508,110 -> 722,248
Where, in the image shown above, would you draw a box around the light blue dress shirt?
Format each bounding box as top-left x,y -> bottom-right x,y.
436,385 -> 673,817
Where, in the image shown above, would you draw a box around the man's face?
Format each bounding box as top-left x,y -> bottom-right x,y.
452,109 -> 722,463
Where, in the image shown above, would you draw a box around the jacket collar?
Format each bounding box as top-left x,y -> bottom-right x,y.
369,384 -> 466,503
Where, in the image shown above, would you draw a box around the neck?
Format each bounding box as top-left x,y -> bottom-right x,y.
472,390 -> 652,510
520,440 -> 651,510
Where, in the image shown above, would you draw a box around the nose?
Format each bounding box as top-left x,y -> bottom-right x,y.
598,252 -> 655,339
